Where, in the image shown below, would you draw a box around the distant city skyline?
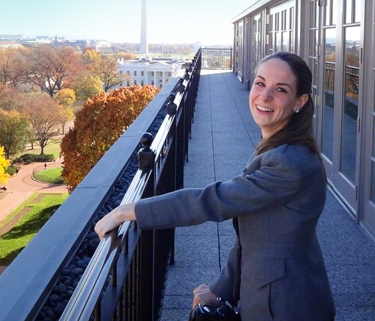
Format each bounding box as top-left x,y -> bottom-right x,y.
0,0 -> 254,46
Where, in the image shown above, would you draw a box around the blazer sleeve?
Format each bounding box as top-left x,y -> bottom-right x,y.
209,238 -> 238,303
134,150 -> 303,229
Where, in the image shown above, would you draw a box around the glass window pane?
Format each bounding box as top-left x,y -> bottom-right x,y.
275,13 -> 280,31
269,33 -> 273,50
276,32 -> 281,52
269,14 -> 273,31
309,30 -> 315,56
325,0 -> 331,26
316,1 -> 320,28
341,26 -> 360,183
322,28 -> 336,161
354,0 -> 362,23
309,58 -> 318,87
346,0 -> 353,24
332,0 -> 337,24
282,32 -> 288,51
290,7 -> 294,30
290,30 -> 294,52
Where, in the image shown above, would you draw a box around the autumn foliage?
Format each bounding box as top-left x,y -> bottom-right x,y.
61,85 -> 159,192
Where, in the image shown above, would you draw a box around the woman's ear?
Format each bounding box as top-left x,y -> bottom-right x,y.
295,94 -> 309,112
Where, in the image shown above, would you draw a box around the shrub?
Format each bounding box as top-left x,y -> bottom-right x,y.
5,166 -> 16,176
13,154 -> 55,165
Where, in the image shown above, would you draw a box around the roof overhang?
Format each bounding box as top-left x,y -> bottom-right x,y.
231,0 -> 273,23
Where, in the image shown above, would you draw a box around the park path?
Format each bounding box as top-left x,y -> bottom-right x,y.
0,158 -> 68,223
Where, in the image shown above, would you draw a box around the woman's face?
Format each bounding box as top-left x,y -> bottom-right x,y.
249,58 -> 307,138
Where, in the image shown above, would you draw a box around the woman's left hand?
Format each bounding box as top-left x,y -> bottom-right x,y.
192,284 -> 218,308
95,202 -> 136,239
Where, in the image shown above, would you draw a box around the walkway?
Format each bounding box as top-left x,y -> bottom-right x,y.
0,159 -> 68,223
160,70 -> 375,321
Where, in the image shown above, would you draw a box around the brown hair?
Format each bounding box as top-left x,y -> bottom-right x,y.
254,52 -> 327,181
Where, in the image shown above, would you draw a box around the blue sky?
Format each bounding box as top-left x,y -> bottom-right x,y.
0,0 -> 253,45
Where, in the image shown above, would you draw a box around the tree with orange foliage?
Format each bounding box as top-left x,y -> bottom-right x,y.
61,85 -> 159,192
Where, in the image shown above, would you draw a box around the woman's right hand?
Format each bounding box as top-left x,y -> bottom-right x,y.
192,284 -> 219,308
95,202 -> 136,240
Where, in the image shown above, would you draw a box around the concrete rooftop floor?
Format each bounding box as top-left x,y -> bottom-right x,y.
160,70 -> 375,321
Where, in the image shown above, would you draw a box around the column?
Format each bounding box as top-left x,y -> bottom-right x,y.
154,72 -> 157,86
145,71 -> 149,85
162,71 -> 165,84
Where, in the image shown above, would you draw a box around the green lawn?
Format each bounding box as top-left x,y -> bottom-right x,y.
0,193 -> 69,265
34,167 -> 64,184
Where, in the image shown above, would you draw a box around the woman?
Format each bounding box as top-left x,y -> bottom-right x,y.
95,52 -> 336,321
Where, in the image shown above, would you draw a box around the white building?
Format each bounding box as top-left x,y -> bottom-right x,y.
0,41 -> 22,48
118,57 -> 187,88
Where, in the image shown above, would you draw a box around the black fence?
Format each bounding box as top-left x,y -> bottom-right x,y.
201,48 -> 233,70
0,50 -> 201,321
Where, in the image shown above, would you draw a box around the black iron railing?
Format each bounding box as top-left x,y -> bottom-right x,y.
0,49 -> 201,321
201,48 -> 233,70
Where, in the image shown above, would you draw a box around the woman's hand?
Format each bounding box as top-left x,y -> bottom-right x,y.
192,284 -> 218,308
95,202 -> 136,240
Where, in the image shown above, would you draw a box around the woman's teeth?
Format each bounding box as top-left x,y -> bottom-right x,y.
256,105 -> 274,112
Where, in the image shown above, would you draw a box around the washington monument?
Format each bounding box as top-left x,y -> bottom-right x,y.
139,0 -> 148,54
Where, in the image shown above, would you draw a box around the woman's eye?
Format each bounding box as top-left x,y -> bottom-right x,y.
277,87 -> 287,93
256,82 -> 265,87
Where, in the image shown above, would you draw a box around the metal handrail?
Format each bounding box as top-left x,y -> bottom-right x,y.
60,49 -> 202,321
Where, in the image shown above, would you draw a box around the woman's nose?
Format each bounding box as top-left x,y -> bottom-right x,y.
261,89 -> 273,101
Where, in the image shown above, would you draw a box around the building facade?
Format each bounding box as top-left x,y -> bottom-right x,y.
232,0 -> 375,240
117,57 -> 185,88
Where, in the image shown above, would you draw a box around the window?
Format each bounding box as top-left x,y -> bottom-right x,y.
141,71 -> 144,76
126,71 -> 130,75
120,70 -> 123,74
134,71 -> 137,76
134,80 -> 137,85
151,80 -> 154,85
127,81 -> 129,86
151,72 -> 155,76
141,80 -> 144,86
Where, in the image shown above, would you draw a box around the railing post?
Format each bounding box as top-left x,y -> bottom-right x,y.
137,132 -> 155,321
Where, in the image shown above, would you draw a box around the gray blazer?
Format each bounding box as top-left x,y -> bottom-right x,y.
135,144 -> 336,321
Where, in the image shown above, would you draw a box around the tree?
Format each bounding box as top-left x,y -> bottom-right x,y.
22,45 -> 79,97
0,144 -> 10,184
70,75 -> 104,101
100,55 -> 129,91
55,89 -> 75,134
80,50 -> 129,92
61,85 -> 160,192
118,52 -> 137,60
0,86 -> 23,111
22,94 -> 63,154
0,109 -> 30,158
0,48 -> 26,88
